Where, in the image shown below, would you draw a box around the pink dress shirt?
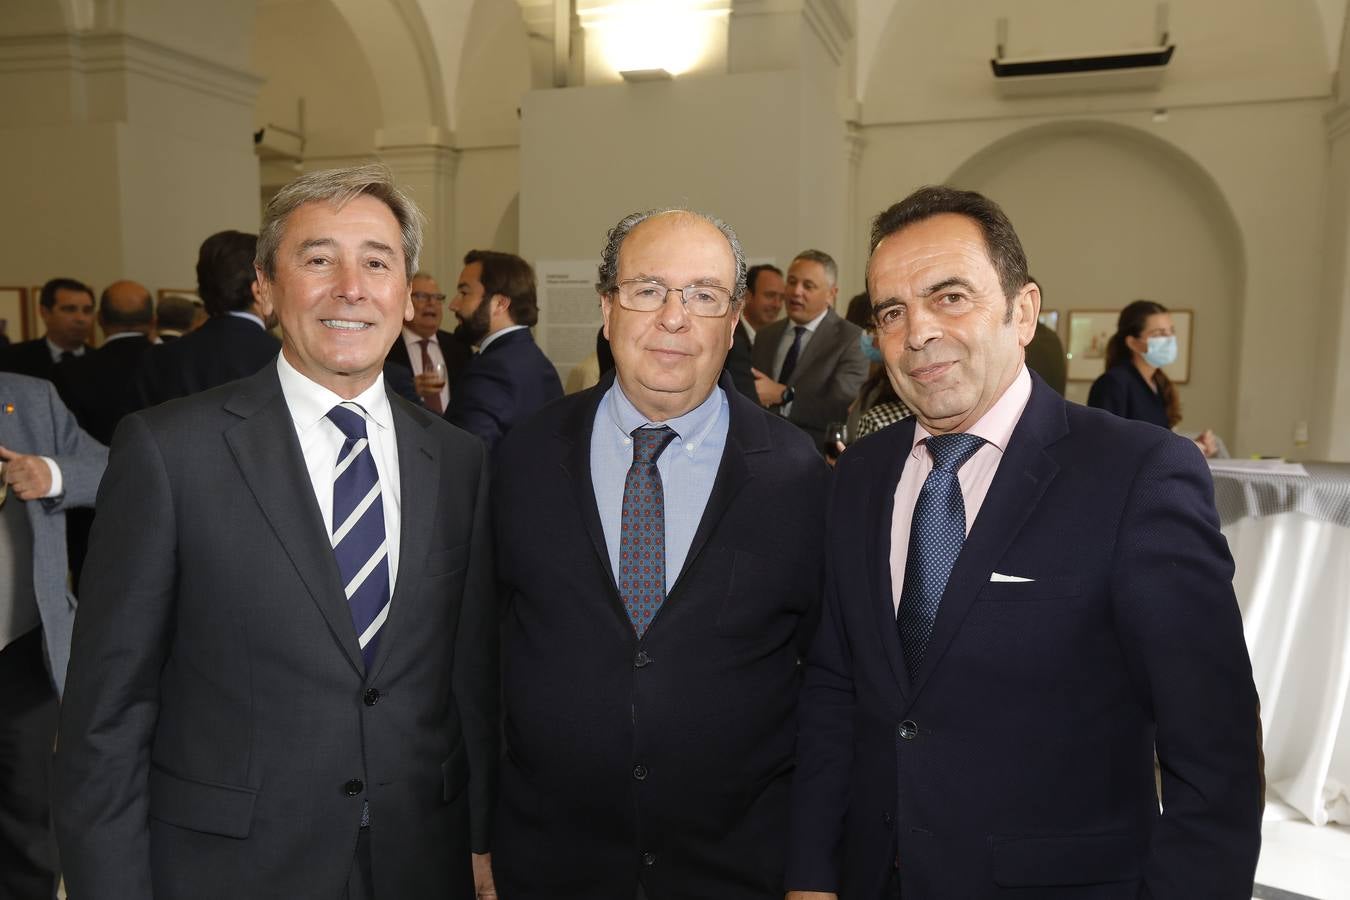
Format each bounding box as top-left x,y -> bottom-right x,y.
889,366 -> 1033,614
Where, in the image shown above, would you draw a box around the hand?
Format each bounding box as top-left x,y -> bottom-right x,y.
472,852 -> 497,899
1194,428 -> 1218,458
0,445 -> 52,501
786,892 -> 838,900
414,371 -> 446,400
752,368 -> 786,407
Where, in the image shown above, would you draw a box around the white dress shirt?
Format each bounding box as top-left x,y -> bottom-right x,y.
401,328 -> 450,410
276,354 -> 402,587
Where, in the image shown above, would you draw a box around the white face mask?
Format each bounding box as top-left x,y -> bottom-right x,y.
1142,334 -> 1177,368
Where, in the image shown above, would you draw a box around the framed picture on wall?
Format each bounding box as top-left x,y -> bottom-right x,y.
28,285 -> 45,339
157,289 -> 199,301
0,286 -> 27,343
1037,309 -> 1059,333
1065,309 -> 1119,382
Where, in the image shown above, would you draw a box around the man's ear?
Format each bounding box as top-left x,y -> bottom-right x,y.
252,270 -> 275,320
1015,282 -> 1040,347
600,293 -> 613,341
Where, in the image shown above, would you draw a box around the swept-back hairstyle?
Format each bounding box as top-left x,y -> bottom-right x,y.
596,208 -> 747,303
464,250 -> 540,328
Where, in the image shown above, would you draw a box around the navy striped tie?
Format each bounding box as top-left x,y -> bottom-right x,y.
327,404 -> 390,670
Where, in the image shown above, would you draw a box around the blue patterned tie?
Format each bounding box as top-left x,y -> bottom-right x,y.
898,432 -> 986,680
327,404 -> 391,670
619,426 -> 678,637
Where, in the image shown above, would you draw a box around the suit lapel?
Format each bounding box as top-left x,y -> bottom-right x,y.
789,310 -> 838,382
558,375 -> 623,609
867,419 -> 919,699
223,369 -> 365,674
908,378 -> 1067,697
369,397 -> 438,680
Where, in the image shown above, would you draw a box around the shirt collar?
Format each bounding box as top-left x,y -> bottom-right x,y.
403,326 -> 437,348
605,380 -> 725,458
228,310 -> 266,330
276,353 -> 394,437
797,306 -> 830,334
479,324 -> 528,352
46,338 -> 84,361
102,331 -> 144,344
909,365 -> 1032,460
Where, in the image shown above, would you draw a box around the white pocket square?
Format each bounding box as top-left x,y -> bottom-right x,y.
990,572 -> 1034,583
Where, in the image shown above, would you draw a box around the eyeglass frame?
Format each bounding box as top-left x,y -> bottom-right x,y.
609,278 -> 738,318
411,291 -> 448,304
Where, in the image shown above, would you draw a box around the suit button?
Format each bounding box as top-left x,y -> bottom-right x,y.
363,688 -> 381,706
343,779 -> 364,797
633,764 -> 648,781
641,852 -> 656,867
882,811 -> 894,829
897,720 -> 919,741
634,651 -> 652,668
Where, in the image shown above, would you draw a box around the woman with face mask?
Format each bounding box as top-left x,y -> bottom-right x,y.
1088,299 -> 1218,457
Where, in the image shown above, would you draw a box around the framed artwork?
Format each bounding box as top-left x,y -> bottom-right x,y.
1067,308 -> 1194,384
1037,309 -> 1059,332
28,285 -> 45,339
0,287 -> 27,343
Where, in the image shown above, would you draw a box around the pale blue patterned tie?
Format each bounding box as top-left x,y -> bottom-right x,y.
327,404 -> 391,671
898,432 -> 986,680
619,426 -> 678,637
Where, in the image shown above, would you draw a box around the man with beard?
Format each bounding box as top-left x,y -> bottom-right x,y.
445,250 -> 561,452
386,272 -> 473,415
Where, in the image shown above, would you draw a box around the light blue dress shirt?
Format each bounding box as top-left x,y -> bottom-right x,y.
591,381 -> 729,593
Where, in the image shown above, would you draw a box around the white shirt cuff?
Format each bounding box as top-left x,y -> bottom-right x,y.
40,456 -> 63,498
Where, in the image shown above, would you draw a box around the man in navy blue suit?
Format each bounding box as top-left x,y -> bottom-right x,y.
446,250 -> 562,451
786,186 -> 1263,899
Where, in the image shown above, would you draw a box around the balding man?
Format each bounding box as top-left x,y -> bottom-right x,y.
65,280 -> 156,445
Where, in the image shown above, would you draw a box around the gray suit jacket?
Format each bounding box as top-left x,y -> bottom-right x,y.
54,364 -> 498,900
751,309 -> 869,447
0,373 -> 107,695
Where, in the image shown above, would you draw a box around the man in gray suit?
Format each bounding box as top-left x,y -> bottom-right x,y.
751,250 -> 869,449
55,164 -> 498,900
0,372 -> 107,899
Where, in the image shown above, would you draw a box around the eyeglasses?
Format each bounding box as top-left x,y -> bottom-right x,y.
412,291 -> 448,304
613,279 -> 734,318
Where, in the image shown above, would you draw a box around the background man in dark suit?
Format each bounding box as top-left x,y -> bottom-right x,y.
385,271 -> 473,413
66,279 -> 156,445
153,293 -> 205,342
445,249 -> 561,451
751,250 -> 868,449
0,278 -> 96,398
786,186 -> 1263,899
55,164 -> 498,900
740,262 -> 784,342
0,373 -> 106,900
492,207 -> 828,899
132,230 -> 280,408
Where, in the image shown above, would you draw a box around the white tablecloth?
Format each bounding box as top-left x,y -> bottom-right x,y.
1224,512 -> 1350,825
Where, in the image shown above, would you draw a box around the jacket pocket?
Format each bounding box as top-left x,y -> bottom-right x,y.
976,575 -> 1081,603
425,543 -> 470,578
441,742 -> 469,804
149,766 -> 257,839
991,831 -> 1140,886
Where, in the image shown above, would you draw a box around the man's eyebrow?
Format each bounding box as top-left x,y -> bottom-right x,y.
361,239 -> 395,256
919,276 -> 977,297
872,297 -> 900,311
296,238 -> 336,254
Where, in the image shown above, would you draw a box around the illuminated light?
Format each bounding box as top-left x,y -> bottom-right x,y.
581,0 -> 731,79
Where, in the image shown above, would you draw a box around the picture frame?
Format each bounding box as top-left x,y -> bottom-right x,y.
29,285 -> 45,339
1066,307 -> 1194,384
157,289 -> 199,302
0,286 -> 27,343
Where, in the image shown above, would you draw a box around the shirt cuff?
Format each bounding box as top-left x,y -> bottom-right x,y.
40,456 -> 63,498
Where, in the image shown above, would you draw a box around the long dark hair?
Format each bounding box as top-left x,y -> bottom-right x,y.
1106,300 -> 1181,427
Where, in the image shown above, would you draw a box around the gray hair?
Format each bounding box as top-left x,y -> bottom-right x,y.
595,208 -> 747,302
256,164 -> 425,281
791,249 -> 838,286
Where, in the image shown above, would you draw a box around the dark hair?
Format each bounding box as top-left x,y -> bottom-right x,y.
156,294 -> 201,331
745,263 -> 782,295
465,250 -> 539,327
844,291 -> 873,329
596,208 -> 748,302
98,284 -> 154,327
197,230 -> 259,316
39,277 -> 93,310
1106,299 -> 1181,427
869,185 -> 1029,319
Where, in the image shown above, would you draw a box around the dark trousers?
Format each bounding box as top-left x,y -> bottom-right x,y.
0,627 -> 59,900
345,826 -> 373,900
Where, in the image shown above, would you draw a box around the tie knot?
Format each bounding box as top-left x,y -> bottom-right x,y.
419,338 -> 431,348
326,404 -> 370,441
793,325 -> 807,337
925,432 -> 985,472
631,426 -> 677,464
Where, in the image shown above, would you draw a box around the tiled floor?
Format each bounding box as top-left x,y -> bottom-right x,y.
1254,800 -> 1350,899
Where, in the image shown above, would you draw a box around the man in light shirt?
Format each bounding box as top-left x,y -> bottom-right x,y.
386,271 -> 473,415
785,186 -> 1262,899
55,164 -> 498,900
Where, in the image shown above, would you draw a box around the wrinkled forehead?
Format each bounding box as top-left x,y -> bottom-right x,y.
620,213 -> 735,281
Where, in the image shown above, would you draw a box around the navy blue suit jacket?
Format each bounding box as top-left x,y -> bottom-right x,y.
787,373 -> 1262,899
447,328 -> 562,452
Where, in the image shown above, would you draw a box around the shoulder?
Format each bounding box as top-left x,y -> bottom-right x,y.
496,386 -> 592,455
394,393 -> 486,460
0,370 -> 58,400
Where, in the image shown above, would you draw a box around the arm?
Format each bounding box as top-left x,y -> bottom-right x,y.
788,334 -> 869,433
41,377 -> 108,510
1111,435 -> 1263,896
53,413 -> 179,898
454,442 -> 500,857
785,484 -> 855,894
447,368 -> 510,454
1086,370 -> 1127,417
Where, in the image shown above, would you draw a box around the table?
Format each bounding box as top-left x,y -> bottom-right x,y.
1212,461 -> 1350,826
